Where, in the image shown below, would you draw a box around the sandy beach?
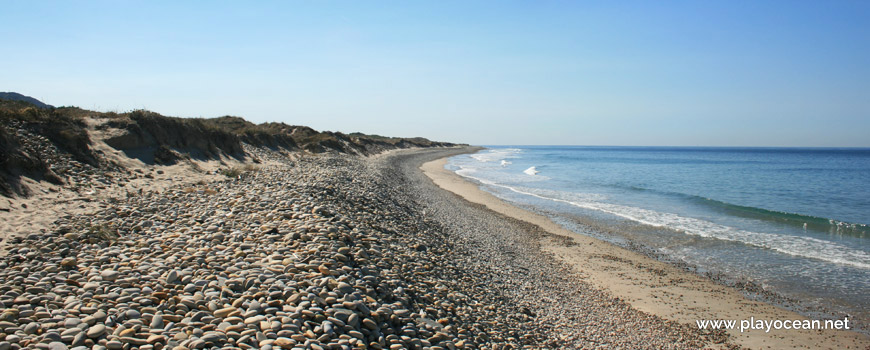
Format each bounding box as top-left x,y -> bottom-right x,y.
1,144 -> 868,349
5,1 -> 868,348
0,145 -> 711,350
421,153 -> 870,349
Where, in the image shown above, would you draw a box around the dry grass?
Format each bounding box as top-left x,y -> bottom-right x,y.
82,223 -> 119,243
182,187 -> 219,195
220,164 -> 259,178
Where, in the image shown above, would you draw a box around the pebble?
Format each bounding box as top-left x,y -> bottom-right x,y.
22,322 -> 38,334
48,342 -> 68,350
86,324 -> 106,338
213,307 -> 236,318
150,314 -> 163,329
146,334 -> 165,344
60,257 -> 77,268
125,309 -> 140,319
336,282 -> 354,294
100,270 -> 119,282
0,148 -> 720,350
166,270 -> 179,284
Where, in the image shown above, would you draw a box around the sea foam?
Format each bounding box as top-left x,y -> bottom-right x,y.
470,148 -> 521,163
455,170 -> 870,270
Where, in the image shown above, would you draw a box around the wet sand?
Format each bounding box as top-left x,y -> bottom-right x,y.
421,156 -> 870,350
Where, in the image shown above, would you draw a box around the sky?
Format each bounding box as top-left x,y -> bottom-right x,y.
2,1 -> 869,147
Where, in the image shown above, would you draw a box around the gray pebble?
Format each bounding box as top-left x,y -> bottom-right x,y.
48,342 -> 68,350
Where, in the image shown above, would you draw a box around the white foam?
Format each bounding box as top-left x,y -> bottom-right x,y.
523,166 -> 539,175
453,170 -> 870,270
454,166 -> 477,178
500,160 -> 511,167
470,148 -> 521,163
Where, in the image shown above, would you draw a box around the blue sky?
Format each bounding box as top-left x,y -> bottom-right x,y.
2,1 -> 868,146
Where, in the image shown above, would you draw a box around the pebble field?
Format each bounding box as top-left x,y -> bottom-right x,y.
0,147 -> 726,350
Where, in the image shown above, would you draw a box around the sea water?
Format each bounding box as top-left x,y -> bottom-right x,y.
447,146 -> 870,328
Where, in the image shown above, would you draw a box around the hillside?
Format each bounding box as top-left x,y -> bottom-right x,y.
0,92 -> 54,109
0,97 -> 459,197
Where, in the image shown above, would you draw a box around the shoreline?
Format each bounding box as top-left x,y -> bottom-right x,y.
5,146 -> 567,350
2,145 -> 866,349
421,155 -> 870,349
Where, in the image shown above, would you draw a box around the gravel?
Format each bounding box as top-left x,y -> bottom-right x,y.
0,146 -> 729,349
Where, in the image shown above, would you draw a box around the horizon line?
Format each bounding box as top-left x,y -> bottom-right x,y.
478,145 -> 870,150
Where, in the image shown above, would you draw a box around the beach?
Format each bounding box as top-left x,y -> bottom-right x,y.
420,150 -> 870,349
1,146 -> 868,349
5,1 -> 869,348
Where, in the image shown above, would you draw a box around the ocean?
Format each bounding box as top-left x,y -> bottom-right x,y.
447,146 -> 870,328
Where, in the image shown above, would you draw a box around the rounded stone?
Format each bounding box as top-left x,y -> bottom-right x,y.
23,322 -> 39,334
100,270 -> 119,282
48,342 -> 69,350
150,314 -> 163,329
87,324 -> 107,338
213,307 -> 236,318
125,310 -> 141,319
166,270 -> 180,284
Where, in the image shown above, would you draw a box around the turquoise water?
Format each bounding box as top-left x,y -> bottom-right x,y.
447,146 -> 870,327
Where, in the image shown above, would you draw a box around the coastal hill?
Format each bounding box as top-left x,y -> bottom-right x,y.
0,94 -> 458,197
1,95 -> 865,349
0,92 -> 54,109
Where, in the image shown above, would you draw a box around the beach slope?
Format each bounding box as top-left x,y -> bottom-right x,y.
419,152 -> 870,349
1,145 -> 866,349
